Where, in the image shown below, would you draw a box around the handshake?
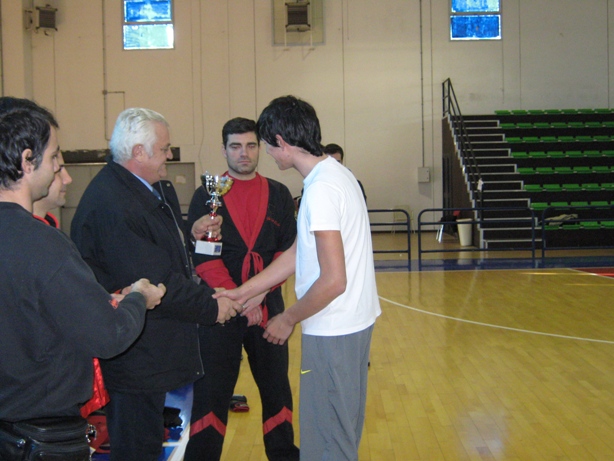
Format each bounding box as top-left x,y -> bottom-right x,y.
211,287 -> 267,325
120,281 -> 247,325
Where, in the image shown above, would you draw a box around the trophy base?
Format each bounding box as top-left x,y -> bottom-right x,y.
195,240 -> 223,256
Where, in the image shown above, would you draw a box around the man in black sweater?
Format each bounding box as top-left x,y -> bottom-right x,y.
0,98 -> 165,460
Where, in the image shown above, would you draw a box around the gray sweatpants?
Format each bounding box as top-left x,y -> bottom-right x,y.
299,324 -> 374,461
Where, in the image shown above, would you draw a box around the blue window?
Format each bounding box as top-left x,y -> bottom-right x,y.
123,1 -> 174,50
450,0 -> 501,41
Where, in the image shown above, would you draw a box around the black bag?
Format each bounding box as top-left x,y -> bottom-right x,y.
0,416 -> 90,461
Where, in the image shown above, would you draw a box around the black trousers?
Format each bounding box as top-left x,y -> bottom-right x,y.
105,389 -> 166,461
184,318 -> 299,461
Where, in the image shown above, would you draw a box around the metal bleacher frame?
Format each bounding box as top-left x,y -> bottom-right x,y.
538,203 -> 614,257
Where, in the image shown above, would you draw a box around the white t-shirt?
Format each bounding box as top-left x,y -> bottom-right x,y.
296,156 -> 381,336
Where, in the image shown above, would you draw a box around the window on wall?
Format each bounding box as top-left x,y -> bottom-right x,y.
123,0 -> 174,50
450,0 -> 501,41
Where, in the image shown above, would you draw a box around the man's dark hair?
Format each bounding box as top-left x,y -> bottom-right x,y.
257,95 -> 323,157
323,143 -> 344,161
222,117 -> 259,147
0,97 -> 59,189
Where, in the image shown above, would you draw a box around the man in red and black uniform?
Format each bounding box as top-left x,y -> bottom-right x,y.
185,118 -> 299,461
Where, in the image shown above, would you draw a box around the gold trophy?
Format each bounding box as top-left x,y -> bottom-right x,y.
194,172 -> 233,256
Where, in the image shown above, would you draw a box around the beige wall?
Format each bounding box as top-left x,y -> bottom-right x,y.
3,0 -> 614,215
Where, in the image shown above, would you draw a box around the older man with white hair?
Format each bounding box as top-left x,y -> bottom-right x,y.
71,107 -> 242,461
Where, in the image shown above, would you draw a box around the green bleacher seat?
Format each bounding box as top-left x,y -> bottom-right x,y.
540,136 -> 557,142
576,136 -> 594,142
554,167 -> 573,173
512,110 -> 528,115
548,151 -> 566,158
525,136 -> 540,142
558,136 -> 575,142
591,201 -> 610,206
602,150 -> 614,157
581,221 -> 600,229
568,122 -> 584,128
517,122 -> 533,129
511,152 -> 528,158
563,184 -> 582,191
577,109 -> 595,114
528,110 -> 545,115
524,184 -> 543,192
561,109 -> 578,114
595,108 -> 613,114
550,122 -> 567,128
506,137 -> 522,143
602,121 -> 614,128
594,135 -> 611,142
582,183 -> 601,190
566,151 -> 583,157
536,167 -> 554,174
543,184 -> 562,191
530,151 -> 548,158
574,166 -> 591,173
544,110 -> 561,114
602,221 -> 614,228
500,123 -> 516,129
534,122 -> 550,128
601,183 -> 614,190
518,167 -> 535,175
570,201 -> 589,207
550,202 -> 569,207
585,122 -> 602,128
561,223 -> 581,229
584,150 -> 602,157
531,202 -> 549,210
495,110 -> 512,115
592,166 -> 610,173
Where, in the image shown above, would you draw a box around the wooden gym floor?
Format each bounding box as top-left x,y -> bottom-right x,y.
215,233 -> 614,461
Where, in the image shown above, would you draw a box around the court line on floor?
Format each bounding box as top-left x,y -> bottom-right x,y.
378,296 -> 614,344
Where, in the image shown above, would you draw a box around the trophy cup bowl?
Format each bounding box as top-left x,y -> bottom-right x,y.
194,172 -> 233,256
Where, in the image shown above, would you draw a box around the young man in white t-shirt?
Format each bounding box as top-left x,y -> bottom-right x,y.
215,95 -> 381,460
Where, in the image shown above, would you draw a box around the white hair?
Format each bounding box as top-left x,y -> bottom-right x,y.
109,108 -> 169,164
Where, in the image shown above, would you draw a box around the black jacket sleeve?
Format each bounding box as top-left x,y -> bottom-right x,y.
79,206 -> 218,325
40,241 -> 148,359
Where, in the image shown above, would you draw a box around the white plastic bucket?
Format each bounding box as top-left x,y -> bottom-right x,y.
457,218 -> 472,246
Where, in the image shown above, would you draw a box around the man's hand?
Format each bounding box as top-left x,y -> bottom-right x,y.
214,287 -> 269,318
241,291 -> 268,316
263,313 -> 294,345
111,292 -> 126,303
192,214 -> 223,242
213,286 -> 248,305
244,307 -> 263,327
216,296 -> 243,324
129,278 -> 167,310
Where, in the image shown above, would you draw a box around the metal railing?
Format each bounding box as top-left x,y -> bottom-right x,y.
442,78 -> 484,209
417,207 -> 539,268
368,209 -> 411,269
418,205 -> 614,269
